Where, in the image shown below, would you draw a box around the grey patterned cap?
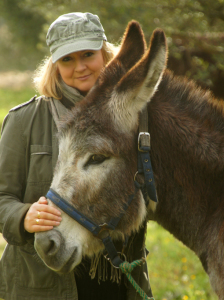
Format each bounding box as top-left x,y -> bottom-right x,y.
46,12 -> 107,63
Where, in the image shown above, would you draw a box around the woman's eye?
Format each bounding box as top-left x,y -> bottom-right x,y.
84,51 -> 94,58
62,56 -> 71,62
86,154 -> 108,167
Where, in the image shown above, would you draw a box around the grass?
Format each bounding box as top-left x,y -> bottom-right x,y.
0,87 -> 218,299
146,222 -> 217,300
0,234 -> 5,300
0,87 -> 35,129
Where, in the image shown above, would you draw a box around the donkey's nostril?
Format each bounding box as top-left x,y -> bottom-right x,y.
47,239 -> 59,256
35,230 -> 62,257
38,237 -> 59,256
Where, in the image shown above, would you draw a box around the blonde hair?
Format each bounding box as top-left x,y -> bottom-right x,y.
33,41 -> 119,100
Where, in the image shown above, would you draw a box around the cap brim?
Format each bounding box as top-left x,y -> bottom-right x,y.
52,40 -> 103,63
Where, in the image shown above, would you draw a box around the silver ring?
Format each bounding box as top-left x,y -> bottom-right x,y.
104,252 -> 127,269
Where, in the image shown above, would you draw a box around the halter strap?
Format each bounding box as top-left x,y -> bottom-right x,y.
46,185 -> 139,267
46,185 -> 139,238
138,105 -> 158,203
46,189 -> 101,236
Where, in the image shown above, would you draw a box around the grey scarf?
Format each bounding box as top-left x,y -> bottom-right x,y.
50,80 -> 84,129
60,79 -> 84,105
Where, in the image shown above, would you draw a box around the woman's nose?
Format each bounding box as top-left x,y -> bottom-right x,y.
74,59 -> 86,72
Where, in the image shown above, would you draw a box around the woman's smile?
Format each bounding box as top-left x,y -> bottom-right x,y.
76,74 -> 92,80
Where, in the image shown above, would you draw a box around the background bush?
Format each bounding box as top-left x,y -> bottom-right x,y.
1,0 -> 224,98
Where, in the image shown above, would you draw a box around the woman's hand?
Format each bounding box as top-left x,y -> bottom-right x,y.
24,197 -> 62,233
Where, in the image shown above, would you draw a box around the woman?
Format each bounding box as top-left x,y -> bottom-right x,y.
0,12 -> 153,300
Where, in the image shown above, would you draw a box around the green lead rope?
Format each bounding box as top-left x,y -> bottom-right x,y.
119,258 -> 155,300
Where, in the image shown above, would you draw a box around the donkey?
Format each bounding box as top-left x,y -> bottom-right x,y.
35,21 -> 224,299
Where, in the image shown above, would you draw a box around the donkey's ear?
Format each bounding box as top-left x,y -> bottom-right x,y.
111,21 -> 146,71
108,28 -> 167,131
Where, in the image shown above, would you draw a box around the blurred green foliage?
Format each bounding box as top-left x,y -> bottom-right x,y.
0,87 -> 34,130
146,222 -> 218,300
0,0 -> 224,97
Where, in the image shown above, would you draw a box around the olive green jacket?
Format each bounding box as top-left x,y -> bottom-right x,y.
0,96 -> 152,300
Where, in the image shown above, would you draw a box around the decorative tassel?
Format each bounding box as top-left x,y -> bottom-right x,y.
89,254 -> 122,284
89,254 -> 101,280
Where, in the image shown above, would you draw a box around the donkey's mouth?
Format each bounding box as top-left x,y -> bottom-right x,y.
53,247 -> 82,274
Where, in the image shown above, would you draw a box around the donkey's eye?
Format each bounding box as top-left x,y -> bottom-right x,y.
86,154 -> 108,166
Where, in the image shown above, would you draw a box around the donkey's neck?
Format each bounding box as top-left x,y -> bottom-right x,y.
148,70 -> 224,253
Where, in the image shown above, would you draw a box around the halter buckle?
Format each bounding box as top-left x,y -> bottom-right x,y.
97,223 -> 110,239
138,132 -> 150,152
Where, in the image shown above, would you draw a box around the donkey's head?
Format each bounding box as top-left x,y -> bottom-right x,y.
35,21 -> 167,273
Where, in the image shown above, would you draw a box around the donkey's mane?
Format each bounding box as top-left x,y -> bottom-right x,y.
156,69 -> 224,120
150,69 -> 224,171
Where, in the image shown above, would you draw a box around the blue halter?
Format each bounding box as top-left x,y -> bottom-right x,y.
46,185 -> 139,267
46,108 -> 157,267
46,139 -> 157,267
46,186 -> 138,238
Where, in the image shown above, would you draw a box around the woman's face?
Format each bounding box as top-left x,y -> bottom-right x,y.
57,50 -> 104,95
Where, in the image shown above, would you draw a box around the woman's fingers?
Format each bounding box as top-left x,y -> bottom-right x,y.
24,197 -> 62,233
35,210 -> 62,221
33,217 -> 61,231
35,203 -> 62,219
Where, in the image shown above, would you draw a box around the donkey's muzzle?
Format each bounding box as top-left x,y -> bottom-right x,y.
34,229 -> 80,273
